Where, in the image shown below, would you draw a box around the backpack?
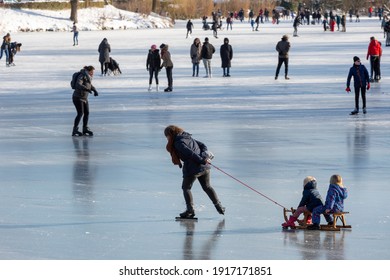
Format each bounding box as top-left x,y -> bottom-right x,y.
70,71 -> 82,89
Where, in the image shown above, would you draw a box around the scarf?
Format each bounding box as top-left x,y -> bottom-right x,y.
166,136 -> 182,168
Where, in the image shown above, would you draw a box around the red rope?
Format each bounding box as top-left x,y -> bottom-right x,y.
210,163 -> 287,209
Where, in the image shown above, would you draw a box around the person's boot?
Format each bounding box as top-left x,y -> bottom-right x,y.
72,126 -> 83,136
282,215 -> 297,228
179,209 -> 195,218
307,223 -> 320,230
306,215 -> 312,225
148,84 -> 152,91
83,127 -> 93,136
214,202 -> 225,215
350,108 -> 359,115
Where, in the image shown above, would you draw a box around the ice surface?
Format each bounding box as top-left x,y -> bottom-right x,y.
0,16 -> 390,260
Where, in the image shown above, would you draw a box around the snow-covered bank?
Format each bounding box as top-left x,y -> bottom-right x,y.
0,5 -> 173,33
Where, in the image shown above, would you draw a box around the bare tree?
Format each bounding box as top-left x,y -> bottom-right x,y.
152,0 -> 158,12
70,0 -> 79,23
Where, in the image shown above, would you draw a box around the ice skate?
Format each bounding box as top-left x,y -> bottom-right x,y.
350,109 -> 359,115
72,126 -> 83,137
214,203 -> 225,215
82,127 -> 93,136
178,210 -> 196,219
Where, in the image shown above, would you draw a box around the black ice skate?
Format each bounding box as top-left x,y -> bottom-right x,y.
214,203 -> 225,215
176,210 -> 197,220
72,126 -> 83,136
82,127 -> 93,136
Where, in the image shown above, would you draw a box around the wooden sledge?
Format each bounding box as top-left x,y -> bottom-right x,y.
283,208 -> 351,231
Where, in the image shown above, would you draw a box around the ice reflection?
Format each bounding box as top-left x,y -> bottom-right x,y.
283,230 -> 347,260
72,138 -> 96,213
180,219 -> 225,260
347,120 -> 369,178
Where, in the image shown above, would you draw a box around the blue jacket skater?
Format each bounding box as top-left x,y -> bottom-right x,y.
173,132 -> 210,177
347,64 -> 369,88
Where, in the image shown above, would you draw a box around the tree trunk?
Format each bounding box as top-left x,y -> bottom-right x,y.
152,0 -> 158,13
70,0 -> 79,23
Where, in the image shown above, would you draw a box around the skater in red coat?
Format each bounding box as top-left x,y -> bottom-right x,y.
330,18 -> 336,32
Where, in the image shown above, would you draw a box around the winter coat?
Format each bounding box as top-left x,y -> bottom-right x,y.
161,45 -> 173,68
297,180 -> 324,212
173,132 -> 210,177
98,39 -> 111,64
366,39 -> 382,58
146,49 -> 161,70
220,43 -> 233,68
201,42 -> 215,59
347,64 -> 370,88
190,43 -> 201,64
276,39 -> 290,58
324,184 -> 348,212
72,69 -> 96,102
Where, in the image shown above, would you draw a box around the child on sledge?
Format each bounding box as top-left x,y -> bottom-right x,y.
282,176 -> 325,228
307,174 -> 348,230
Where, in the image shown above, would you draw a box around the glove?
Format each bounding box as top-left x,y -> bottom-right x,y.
93,89 -> 99,96
146,67 -> 149,71
201,150 -> 214,161
367,83 -> 370,90
345,87 -> 351,92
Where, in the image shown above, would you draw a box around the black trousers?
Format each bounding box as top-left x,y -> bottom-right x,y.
181,170 -> 220,211
73,96 -> 89,128
165,66 -> 173,88
100,62 -> 109,75
370,56 -> 380,79
275,57 -> 289,77
149,67 -> 159,85
354,86 -> 366,109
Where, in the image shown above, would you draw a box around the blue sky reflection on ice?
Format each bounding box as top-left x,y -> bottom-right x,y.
0,14 -> 390,260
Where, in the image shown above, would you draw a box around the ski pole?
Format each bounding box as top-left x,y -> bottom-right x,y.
210,163 -> 287,209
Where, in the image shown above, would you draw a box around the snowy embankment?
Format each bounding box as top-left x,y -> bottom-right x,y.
0,5 -> 173,33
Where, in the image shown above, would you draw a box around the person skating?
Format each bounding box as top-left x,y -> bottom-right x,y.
164,125 -> 225,219
72,22 -> 79,46
293,16 -> 301,37
160,43 -> 174,92
146,44 -> 161,91
72,66 -> 98,136
275,34 -> 290,80
98,38 -> 111,76
366,36 -> 382,82
220,37 -> 233,77
186,19 -> 194,38
190,38 -> 202,77
346,56 -> 370,115
201,37 -> 215,78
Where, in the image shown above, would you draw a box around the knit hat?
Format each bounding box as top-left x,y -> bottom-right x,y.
151,44 -> 157,50
159,43 -> 166,49
303,176 -> 316,187
353,56 -> 360,62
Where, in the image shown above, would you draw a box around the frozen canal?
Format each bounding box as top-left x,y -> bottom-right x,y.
0,16 -> 390,261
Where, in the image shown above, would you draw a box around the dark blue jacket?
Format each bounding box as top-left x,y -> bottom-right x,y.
297,180 -> 324,212
173,132 -> 210,177
347,64 -> 369,88
325,184 -> 348,212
